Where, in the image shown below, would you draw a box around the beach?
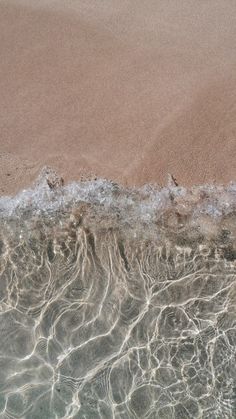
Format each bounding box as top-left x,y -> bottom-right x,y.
0,0 -> 236,195
1,3 -> 236,416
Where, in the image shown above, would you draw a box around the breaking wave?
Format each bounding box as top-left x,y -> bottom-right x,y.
0,169 -> 236,418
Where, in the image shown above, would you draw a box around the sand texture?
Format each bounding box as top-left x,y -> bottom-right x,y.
0,0 -> 236,195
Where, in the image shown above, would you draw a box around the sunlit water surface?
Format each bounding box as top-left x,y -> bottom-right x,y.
0,174 -> 236,418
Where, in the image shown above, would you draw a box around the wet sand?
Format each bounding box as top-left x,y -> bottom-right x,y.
0,0 -> 236,195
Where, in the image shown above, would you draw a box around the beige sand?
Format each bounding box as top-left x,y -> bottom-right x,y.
0,0 -> 236,195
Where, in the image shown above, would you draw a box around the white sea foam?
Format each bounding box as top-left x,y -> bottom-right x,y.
0,169 -> 235,226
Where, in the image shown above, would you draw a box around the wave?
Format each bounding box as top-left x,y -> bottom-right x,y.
0,167 -> 236,227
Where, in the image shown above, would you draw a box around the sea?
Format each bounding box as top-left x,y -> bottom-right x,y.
0,170 -> 236,418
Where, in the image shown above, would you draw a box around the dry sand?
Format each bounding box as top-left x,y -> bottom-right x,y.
0,0 -> 236,195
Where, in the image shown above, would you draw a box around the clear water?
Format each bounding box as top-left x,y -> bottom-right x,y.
0,174 -> 236,418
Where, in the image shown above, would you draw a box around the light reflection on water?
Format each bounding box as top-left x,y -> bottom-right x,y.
0,177 -> 236,418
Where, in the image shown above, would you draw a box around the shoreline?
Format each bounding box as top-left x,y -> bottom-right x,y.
1,1 -> 236,196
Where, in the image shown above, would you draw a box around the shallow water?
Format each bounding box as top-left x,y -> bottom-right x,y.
0,175 -> 236,418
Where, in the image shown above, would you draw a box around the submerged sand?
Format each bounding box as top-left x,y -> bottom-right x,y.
1,177 -> 236,417
0,0 -> 236,195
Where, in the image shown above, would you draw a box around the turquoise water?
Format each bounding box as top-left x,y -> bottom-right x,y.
0,175 -> 236,418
